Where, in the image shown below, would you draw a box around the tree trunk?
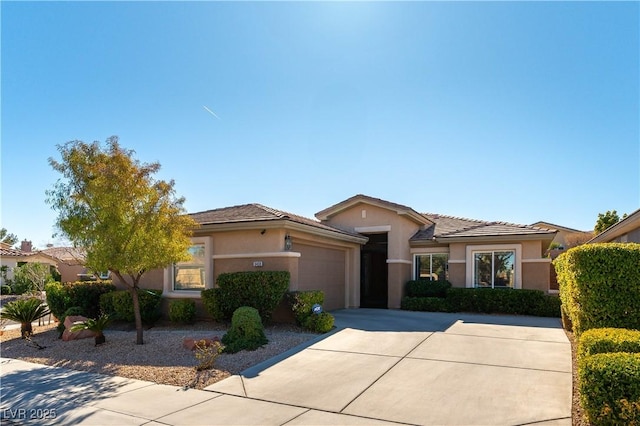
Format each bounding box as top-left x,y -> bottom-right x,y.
130,287 -> 144,345
21,322 -> 33,339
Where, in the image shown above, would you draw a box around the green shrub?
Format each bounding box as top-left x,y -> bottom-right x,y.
406,280 -> 451,298
101,289 -> 162,324
401,296 -> 450,312
288,290 -> 324,326
0,285 -> 12,295
579,328 -> 640,361
578,352 -> 640,424
201,288 -> 223,322
303,312 -> 334,333
168,299 -> 196,324
45,280 -> 115,320
0,298 -> 50,338
554,243 -> 640,336
221,306 -> 268,353
443,288 -> 560,317
214,271 -> 290,322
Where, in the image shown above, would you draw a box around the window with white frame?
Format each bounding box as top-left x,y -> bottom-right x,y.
414,253 -> 449,281
473,250 -> 515,288
173,243 -> 206,291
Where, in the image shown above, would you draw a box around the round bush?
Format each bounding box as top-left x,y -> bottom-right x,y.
0,285 -> 12,295
169,299 -> 196,324
221,306 -> 268,353
303,312 -> 335,333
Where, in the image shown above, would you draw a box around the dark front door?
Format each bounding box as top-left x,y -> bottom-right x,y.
360,233 -> 388,308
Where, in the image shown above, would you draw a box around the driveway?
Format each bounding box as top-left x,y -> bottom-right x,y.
1,309 -> 571,425
205,309 -> 572,425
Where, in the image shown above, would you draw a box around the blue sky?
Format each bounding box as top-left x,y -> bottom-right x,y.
2,1 -> 639,249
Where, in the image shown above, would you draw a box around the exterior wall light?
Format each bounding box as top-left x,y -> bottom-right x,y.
284,234 -> 292,251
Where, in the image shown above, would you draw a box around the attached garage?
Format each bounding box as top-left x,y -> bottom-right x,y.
297,244 -> 346,311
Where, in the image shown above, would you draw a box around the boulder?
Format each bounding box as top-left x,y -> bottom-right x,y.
183,336 -> 221,351
62,315 -> 97,341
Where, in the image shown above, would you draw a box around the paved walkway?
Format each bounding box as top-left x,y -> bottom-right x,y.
0,310 -> 572,425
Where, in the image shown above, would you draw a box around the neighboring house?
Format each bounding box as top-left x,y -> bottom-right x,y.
530,221 -> 591,250
133,194 -> 558,310
39,246 -> 88,283
588,207 -> 640,243
0,241 -> 58,285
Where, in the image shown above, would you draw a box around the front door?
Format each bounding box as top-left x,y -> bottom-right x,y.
360,233 -> 388,308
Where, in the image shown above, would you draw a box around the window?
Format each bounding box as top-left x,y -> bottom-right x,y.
473,250 -> 515,288
414,254 -> 449,281
173,243 -> 206,291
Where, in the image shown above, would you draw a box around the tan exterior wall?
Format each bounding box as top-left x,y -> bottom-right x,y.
57,263 -> 85,283
522,262 -> 551,292
323,203 -> 423,309
388,262 -> 411,308
448,263 -> 466,288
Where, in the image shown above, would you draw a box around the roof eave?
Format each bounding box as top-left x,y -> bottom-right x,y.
193,219 -> 367,244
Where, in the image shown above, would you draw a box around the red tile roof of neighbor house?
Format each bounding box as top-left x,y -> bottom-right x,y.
0,246 -> 32,257
190,203 -> 364,238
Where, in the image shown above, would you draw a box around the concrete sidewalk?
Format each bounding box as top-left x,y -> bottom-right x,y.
1,310 -> 572,425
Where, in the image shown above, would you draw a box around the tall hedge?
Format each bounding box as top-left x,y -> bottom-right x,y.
202,271 -> 290,322
554,243 -> 640,336
45,280 -> 116,319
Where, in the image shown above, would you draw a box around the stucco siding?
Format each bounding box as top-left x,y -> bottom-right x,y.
388,262 -> 411,308
448,263 -> 466,288
522,262 -> 550,292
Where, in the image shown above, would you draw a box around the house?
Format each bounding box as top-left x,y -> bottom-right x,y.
588,207 -> 640,243
530,221 -> 592,250
135,194 -> 558,311
0,241 -> 59,285
39,246 -> 89,283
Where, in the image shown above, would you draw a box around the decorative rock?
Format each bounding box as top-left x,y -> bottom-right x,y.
183,336 -> 221,351
62,315 -> 97,341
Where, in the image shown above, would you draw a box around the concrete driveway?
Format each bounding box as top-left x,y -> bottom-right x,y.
205,309 -> 572,425
1,309 -> 571,425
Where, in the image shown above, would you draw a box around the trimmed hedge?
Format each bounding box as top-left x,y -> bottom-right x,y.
401,296 -> 449,312
287,290 -> 335,333
554,243 -> 640,336
221,306 -> 268,353
45,281 -> 116,320
579,328 -> 640,361
447,288 -> 561,317
168,299 -> 196,324
202,271 -> 290,322
401,287 -> 560,317
99,289 -> 162,324
578,352 -> 640,424
406,280 -> 451,298
288,290 -> 324,326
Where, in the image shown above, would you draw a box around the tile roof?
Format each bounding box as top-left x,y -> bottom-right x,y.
0,246 -> 31,257
190,203 -> 363,238
411,213 -> 556,242
40,247 -> 86,263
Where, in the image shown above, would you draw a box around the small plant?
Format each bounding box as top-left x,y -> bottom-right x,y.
0,298 -> 51,338
194,340 -> 224,371
222,306 -> 268,353
169,299 -> 196,324
70,314 -> 112,346
303,312 -> 335,333
0,285 -> 12,295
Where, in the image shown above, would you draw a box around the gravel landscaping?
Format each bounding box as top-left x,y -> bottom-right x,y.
0,320 -> 318,390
